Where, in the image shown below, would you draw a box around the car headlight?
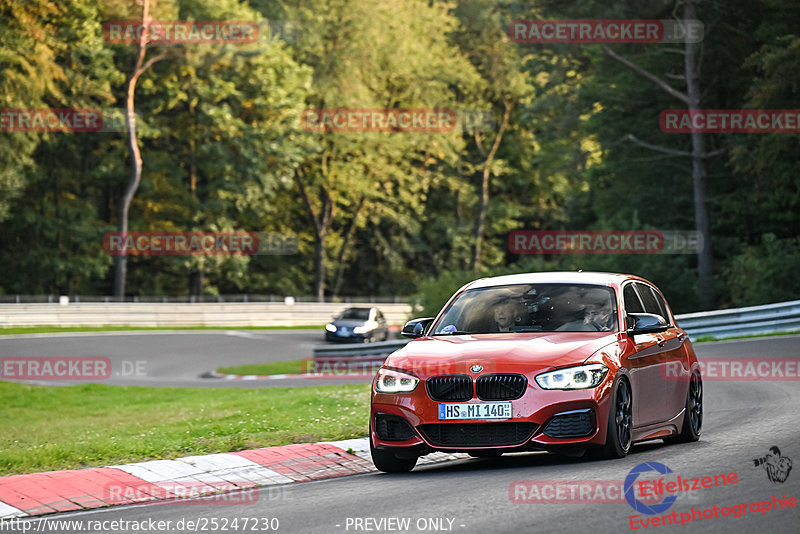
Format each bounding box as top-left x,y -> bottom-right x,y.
535,364 -> 609,390
353,325 -> 370,334
374,369 -> 419,393
325,323 -> 337,332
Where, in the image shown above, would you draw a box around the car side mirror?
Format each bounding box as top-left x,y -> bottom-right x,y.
627,313 -> 670,335
401,317 -> 434,338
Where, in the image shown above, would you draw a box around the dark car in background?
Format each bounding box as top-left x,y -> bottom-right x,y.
325,307 -> 389,343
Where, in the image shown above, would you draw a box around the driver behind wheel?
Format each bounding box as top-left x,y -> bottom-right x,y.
491,299 -> 523,332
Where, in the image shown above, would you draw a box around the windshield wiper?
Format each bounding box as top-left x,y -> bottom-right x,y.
509,326 -> 543,332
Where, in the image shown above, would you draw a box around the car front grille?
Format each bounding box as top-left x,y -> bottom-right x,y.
542,410 -> 596,438
426,375 -> 473,401
374,413 -> 416,441
476,374 -> 527,400
417,422 -> 537,447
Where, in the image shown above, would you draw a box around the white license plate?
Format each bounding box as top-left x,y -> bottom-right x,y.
438,402 -> 512,420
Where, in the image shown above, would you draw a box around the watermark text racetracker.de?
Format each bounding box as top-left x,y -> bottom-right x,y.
104,231 -> 297,256
1,109 -> 128,133
0,516 -> 280,533
660,109 -> 800,133
510,479 -> 674,504
301,356 -> 496,380
663,357 -> 800,381
102,481 -> 290,506
509,19 -> 703,44
104,20 -> 258,45
303,358 -> 383,378
0,357 -> 145,381
509,470 -> 734,506
301,108 -> 497,133
509,230 -> 701,255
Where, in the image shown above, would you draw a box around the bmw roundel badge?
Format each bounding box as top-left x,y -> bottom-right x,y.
470,364 -> 483,373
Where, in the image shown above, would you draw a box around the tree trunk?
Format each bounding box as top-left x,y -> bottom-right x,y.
332,196 -> 365,298
113,0 -> 166,298
113,56 -> 145,298
601,0 -> 715,309
684,0 -> 714,309
313,228 -> 327,301
472,101 -> 511,272
294,166 -> 333,302
189,269 -> 204,298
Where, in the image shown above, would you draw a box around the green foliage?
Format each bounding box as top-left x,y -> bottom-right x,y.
411,270 -> 483,319
0,0 -> 798,312
0,0 -> 118,221
724,234 -> 800,306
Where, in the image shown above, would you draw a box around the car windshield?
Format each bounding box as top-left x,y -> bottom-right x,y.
430,283 -> 618,334
338,308 -> 371,320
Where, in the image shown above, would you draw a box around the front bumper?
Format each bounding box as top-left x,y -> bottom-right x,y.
371,379 -> 613,454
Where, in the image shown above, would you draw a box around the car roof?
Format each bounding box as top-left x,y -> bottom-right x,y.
463,271 -> 634,290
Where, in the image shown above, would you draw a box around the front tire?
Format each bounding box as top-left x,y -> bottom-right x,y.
664,372 -> 702,444
591,377 -> 633,459
370,436 -> 417,473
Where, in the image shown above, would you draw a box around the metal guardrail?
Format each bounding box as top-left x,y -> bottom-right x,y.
2,294 -> 795,341
674,299 -> 800,340
310,299 -> 800,361
313,339 -> 410,360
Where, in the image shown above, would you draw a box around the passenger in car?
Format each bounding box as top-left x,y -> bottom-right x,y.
557,300 -> 614,332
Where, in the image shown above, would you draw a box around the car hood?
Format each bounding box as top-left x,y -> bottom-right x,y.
384,332 -> 620,377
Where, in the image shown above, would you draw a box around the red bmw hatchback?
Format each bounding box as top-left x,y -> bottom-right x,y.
370,272 -> 703,472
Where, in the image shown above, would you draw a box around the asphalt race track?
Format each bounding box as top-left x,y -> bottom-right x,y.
0,330 -> 366,387
3,334 -> 800,533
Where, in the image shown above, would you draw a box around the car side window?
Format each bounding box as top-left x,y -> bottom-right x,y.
647,286 -> 670,322
623,284 -> 644,314
623,284 -> 645,330
635,283 -> 666,320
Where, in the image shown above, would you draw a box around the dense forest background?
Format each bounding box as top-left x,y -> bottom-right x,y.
1,0 -> 799,313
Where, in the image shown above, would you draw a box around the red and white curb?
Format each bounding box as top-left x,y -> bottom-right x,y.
0,439 -> 467,519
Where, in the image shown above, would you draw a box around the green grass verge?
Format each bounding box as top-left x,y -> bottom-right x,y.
0,325 -> 324,335
0,381 -> 369,476
218,360 -> 310,376
694,330 -> 800,343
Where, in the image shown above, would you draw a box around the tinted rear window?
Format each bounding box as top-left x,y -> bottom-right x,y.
636,283 -> 666,318
623,284 -> 644,314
